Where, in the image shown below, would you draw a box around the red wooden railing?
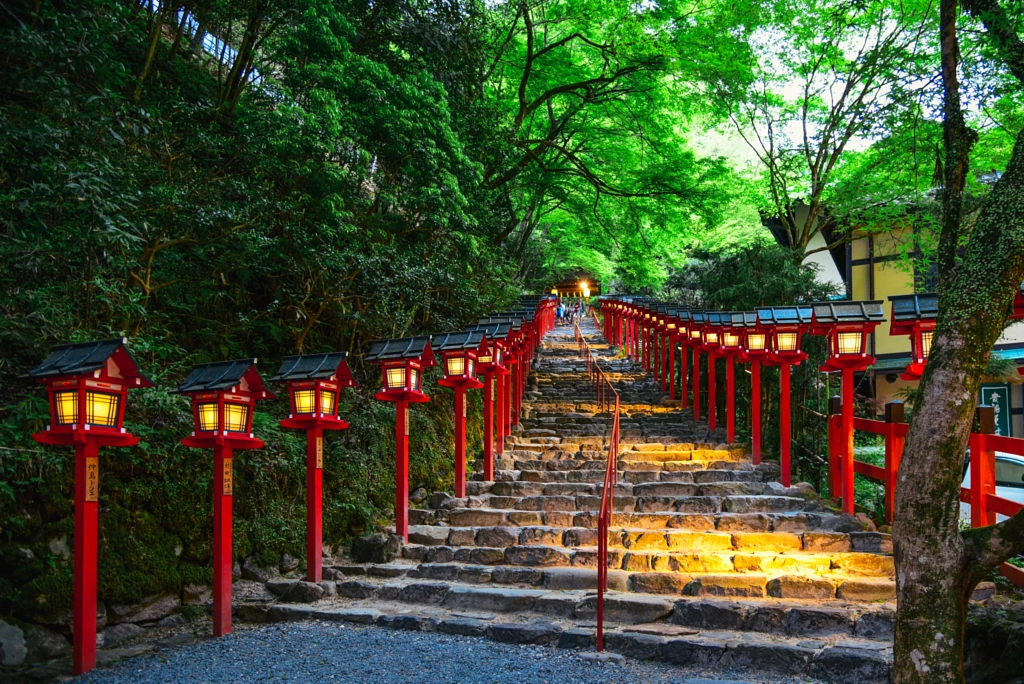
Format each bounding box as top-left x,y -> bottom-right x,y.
573,320 -> 620,652
828,402 -> 1024,587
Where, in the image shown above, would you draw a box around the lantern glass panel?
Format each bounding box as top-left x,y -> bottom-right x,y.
319,390 -> 337,415
197,403 -> 219,431
468,359 -> 475,377
224,403 -> 249,432
667,323 -> 676,330
293,389 -> 316,414
496,349 -> 503,365
706,332 -> 719,344
723,333 -> 740,347
747,333 -> 766,351
411,368 -> 421,391
54,390 -> 78,425
85,391 -> 120,427
921,331 -> 934,358
690,330 -> 701,340
776,332 -> 798,352
478,353 -> 492,364
837,331 -> 863,355
446,356 -> 466,377
386,367 -> 406,390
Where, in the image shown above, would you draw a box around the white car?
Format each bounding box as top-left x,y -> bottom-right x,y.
960,452 -> 1024,523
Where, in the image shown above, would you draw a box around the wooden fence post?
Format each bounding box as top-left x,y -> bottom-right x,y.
971,405 -> 996,527
883,401 -> 905,524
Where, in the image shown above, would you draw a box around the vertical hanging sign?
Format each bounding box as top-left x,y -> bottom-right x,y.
405,407 -> 410,435
316,436 -> 323,469
222,458 -> 233,496
85,457 -> 99,502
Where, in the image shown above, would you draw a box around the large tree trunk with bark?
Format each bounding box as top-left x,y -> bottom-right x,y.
892,3 -> 1024,679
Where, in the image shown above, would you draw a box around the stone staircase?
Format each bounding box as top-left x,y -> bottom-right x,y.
240,320 -> 897,683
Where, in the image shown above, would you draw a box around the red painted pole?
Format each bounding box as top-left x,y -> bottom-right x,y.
726,355 -> 735,443
496,372 -> 506,455
73,441 -> 99,675
692,350 -> 701,421
780,363 -> 792,487
306,427 -> 323,582
751,361 -> 761,465
667,340 -> 675,400
483,374 -> 494,480
707,353 -> 717,431
212,443 -> 233,637
454,387 -> 467,498
841,367 -> 855,515
395,400 -> 410,541
680,346 -> 689,409
512,360 -> 522,426
504,368 -> 513,437
660,334 -> 668,392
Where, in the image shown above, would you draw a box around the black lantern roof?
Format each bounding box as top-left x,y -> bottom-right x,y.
268,353 -> 357,386
729,311 -> 759,328
810,300 -> 886,324
757,306 -> 814,326
27,337 -> 152,385
670,308 -> 693,322
431,330 -> 486,351
478,316 -> 522,330
466,323 -> 512,338
176,359 -> 272,395
889,293 -> 938,322
691,311 -> 708,325
706,311 -> 729,326
499,309 -> 535,322
365,336 -> 436,365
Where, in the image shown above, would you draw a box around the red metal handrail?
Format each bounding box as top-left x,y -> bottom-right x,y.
573,320 -> 620,652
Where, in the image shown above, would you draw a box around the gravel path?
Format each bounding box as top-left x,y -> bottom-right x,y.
76,621 -> 822,684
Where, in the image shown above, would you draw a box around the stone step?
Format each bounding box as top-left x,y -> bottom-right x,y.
412,507 -> 854,532
407,524 -> 890,554
334,558 -> 896,605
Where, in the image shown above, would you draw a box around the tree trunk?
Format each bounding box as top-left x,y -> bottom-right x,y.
892,0 -> 1024,669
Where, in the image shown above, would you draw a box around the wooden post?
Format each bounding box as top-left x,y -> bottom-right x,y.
395,400 -> 409,542
73,441 -> 99,675
780,362 -> 792,487
306,427 -> 323,582
707,353 -> 717,431
971,405 -> 996,527
751,360 -> 761,465
692,349 -> 701,421
454,387 -> 467,498
667,339 -> 675,400
495,372 -> 506,455
680,346 -> 689,409
212,443 -> 233,637
841,367 -> 855,515
726,355 -> 735,443
483,374 -> 494,480
883,401 -> 905,524
828,396 -> 841,498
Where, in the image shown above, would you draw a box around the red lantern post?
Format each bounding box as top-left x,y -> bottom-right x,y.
434,330 -> 486,497
367,337 -> 436,541
29,339 -> 152,675
177,359 -> 274,638
719,313 -> 749,443
810,301 -> 886,513
756,306 -> 813,483
689,311 -> 707,421
702,312 -> 724,431
740,314 -> 771,464
888,294 -> 938,381
270,354 -> 357,582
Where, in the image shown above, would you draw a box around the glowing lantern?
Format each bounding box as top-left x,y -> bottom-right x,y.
270,353 -> 357,583
888,293 -> 938,381
367,336 -> 437,541
176,359 -> 273,638
29,339 -> 153,675
809,300 -> 886,514
433,330 -> 486,497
